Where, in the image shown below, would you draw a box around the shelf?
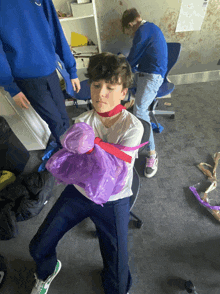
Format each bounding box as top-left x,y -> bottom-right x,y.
58,0 -> 101,53
59,15 -> 94,22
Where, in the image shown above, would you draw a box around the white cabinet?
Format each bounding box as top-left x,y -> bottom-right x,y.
59,0 -> 102,70
0,88 -> 51,151
71,2 -> 93,18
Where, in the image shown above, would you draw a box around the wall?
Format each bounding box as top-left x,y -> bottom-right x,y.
53,0 -> 220,75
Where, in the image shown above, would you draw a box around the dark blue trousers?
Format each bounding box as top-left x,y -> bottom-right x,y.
15,70 -> 70,147
29,185 -> 132,294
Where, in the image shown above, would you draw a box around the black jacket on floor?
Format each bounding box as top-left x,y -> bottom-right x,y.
0,170 -> 55,240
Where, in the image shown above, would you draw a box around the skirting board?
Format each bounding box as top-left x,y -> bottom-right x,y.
169,70 -> 220,85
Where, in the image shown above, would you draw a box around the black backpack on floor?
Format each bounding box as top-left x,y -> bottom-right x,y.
0,171 -> 55,240
0,116 -> 30,175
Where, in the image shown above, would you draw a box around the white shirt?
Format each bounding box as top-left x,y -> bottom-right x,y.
74,109 -> 144,202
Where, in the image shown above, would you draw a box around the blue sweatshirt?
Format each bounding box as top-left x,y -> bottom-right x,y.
0,0 -> 77,97
127,21 -> 168,78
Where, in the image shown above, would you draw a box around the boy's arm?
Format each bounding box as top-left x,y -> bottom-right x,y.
127,29 -> 149,70
0,38 -> 21,97
73,118 -> 144,162
117,123 -> 144,159
42,0 -> 78,80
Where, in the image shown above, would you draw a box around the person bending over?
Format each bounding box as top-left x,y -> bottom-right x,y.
121,7 -> 168,178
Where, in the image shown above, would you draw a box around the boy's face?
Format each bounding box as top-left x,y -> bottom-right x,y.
90,79 -> 128,113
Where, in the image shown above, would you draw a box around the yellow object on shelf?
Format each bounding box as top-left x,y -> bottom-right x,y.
71,32 -> 88,47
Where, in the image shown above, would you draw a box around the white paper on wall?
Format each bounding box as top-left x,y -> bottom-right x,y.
176,0 -> 210,32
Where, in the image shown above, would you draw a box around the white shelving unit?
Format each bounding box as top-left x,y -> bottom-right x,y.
59,0 -> 102,55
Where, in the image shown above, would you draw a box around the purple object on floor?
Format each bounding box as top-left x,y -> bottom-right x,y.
189,186 -> 220,210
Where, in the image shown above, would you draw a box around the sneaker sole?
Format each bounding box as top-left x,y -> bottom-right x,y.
144,160 -> 158,178
43,260 -> 62,294
144,167 -> 158,178
50,260 -> 62,281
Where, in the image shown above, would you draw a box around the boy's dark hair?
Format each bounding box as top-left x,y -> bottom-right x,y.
121,8 -> 140,33
85,52 -> 133,89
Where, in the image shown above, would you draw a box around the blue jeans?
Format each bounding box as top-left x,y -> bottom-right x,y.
133,73 -> 164,151
29,185 -> 132,294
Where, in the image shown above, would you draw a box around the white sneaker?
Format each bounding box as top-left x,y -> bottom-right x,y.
30,260 -> 62,294
144,152 -> 158,178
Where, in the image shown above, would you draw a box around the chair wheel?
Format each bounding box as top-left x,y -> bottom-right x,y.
170,114 -> 175,119
135,220 -> 143,229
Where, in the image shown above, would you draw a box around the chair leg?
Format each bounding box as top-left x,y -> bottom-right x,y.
130,211 -> 143,228
149,98 -> 175,128
153,109 -> 175,117
149,99 -> 160,129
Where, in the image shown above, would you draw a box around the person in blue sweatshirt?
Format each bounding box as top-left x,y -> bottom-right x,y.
0,0 -> 80,158
121,8 -> 168,178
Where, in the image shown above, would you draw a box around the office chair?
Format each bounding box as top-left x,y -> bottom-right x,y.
91,166 -> 143,236
127,42 -> 182,129
149,42 -> 181,128
55,54 -> 92,118
72,79 -> 93,120
130,166 -> 143,228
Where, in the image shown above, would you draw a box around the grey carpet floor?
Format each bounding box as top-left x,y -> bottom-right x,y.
0,81 -> 220,294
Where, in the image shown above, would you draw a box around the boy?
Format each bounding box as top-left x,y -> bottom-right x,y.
121,8 -> 168,178
0,0 -> 80,151
29,53 -> 144,294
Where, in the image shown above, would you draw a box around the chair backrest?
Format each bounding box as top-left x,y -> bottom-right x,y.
74,79 -> 91,101
130,166 -> 140,211
165,42 -> 181,81
55,54 -> 75,97
56,55 -> 92,102
155,42 -> 181,97
127,42 -> 181,100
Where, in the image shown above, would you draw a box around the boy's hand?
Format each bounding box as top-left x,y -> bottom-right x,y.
13,92 -> 30,109
71,78 -> 81,93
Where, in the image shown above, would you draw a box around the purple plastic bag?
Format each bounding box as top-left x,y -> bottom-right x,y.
46,123 -> 128,205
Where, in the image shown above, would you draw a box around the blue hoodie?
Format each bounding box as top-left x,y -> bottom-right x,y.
127,21 -> 168,78
0,0 -> 77,97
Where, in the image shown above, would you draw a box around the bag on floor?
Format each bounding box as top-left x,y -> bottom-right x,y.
15,171 -> 55,221
0,171 -> 55,240
0,202 -> 18,240
0,170 -> 16,191
0,116 -> 30,175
